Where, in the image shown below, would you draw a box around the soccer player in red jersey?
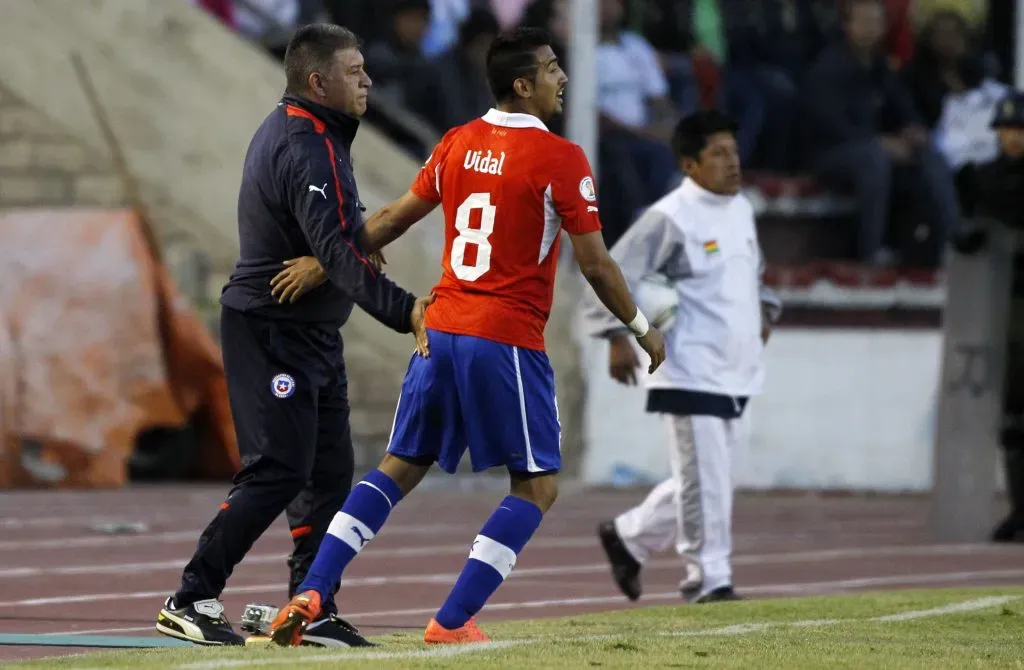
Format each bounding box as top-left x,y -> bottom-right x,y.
270,27 -> 665,647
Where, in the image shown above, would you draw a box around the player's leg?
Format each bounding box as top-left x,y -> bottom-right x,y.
677,414 -> 738,603
424,339 -> 560,643
159,309 -> 318,645
270,331 -> 463,646
281,373 -> 374,647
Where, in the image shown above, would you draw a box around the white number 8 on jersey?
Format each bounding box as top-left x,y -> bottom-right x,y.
451,192 -> 496,282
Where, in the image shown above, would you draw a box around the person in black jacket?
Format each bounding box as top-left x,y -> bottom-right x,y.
155,24 -> 432,647
902,10 -> 1006,212
801,0 -> 959,267
956,91 -> 1024,542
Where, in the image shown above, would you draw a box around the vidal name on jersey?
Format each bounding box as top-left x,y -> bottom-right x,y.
463,149 -> 506,176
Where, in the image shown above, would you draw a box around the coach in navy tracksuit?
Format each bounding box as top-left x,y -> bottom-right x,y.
155,24 -> 432,647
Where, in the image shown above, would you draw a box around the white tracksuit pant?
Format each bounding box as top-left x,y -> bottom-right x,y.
614,412 -> 748,595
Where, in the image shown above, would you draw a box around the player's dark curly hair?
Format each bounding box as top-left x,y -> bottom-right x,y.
283,24 -> 361,95
485,27 -> 554,103
671,110 -> 739,162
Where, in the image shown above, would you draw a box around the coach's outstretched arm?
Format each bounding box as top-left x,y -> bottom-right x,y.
569,230 -> 666,374
286,133 -> 431,340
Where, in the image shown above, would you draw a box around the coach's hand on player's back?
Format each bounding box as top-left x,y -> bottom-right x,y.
271,256 -> 327,303
369,250 -> 386,271
637,328 -> 665,375
410,293 -> 435,357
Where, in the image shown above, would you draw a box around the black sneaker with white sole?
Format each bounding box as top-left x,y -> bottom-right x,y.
597,521 -> 642,601
693,586 -> 743,604
302,614 -> 376,647
156,597 -> 245,646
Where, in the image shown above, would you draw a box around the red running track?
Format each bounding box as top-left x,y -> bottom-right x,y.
0,484 -> 1021,662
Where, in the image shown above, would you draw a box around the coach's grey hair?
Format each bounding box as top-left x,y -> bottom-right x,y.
283,24 -> 361,95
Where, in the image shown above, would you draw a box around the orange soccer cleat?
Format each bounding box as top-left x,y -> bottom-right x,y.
269,590 -> 322,647
423,617 -> 491,645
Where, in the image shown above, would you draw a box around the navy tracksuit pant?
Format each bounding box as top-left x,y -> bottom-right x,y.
174,306 -> 354,615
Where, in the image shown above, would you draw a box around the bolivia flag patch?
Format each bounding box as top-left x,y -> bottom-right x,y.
703,240 -> 719,255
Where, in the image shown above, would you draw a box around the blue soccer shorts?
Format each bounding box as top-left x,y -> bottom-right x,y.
386,329 -> 561,475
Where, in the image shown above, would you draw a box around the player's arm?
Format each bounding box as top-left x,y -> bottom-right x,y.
579,208 -> 689,338
283,133 -> 419,334
357,131 -> 452,254
358,190 -> 438,253
554,145 -> 665,374
570,230 -> 665,380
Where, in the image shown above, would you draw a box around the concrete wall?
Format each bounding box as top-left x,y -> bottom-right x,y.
582,326 -> 1007,495
0,84 -> 124,209
0,0 -> 584,472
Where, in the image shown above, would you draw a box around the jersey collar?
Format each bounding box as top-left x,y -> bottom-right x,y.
482,108 -> 549,131
280,94 -> 360,148
679,177 -> 736,206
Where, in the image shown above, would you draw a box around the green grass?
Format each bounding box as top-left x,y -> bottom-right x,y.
15,588 -> 1024,669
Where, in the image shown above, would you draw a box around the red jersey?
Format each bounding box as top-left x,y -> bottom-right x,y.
409,109 -> 602,351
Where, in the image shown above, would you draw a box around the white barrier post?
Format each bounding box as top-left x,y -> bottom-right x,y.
930,222 -> 1016,541
566,0 -> 598,172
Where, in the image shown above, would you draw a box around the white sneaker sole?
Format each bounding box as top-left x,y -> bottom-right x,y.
156,609 -> 234,646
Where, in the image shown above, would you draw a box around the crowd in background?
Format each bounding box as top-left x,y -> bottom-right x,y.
186,0 -> 1019,269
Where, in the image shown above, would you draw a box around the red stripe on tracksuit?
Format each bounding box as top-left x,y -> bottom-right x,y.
285,104 -> 376,276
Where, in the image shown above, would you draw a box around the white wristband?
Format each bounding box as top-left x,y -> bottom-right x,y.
627,308 -> 649,338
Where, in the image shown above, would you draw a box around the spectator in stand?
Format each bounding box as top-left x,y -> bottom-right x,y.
638,0 -> 762,162
435,7 -> 500,128
421,0 -> 470,58
233,0 -> 302,60
882,0 -> 915,67
726,0 -> 834,170
488,0 -> 533,30
595,0 -> 682,247
801,0 -> 959,267
902,9 -> 1006,209
636,1 -> 699,119
321,0 -> 389,44
522,0 -> 570,57
911,0 -> 987,32
364,0 -> 449,134
687,0 -> 766,164
985,0 -> 1016,84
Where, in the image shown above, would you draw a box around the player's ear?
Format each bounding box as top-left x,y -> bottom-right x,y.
513,77 -> 533,100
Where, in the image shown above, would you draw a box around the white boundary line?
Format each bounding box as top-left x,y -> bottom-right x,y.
0,522 -> 475,552
43,571 -> 1024,635
170,596 -> 1020,669
0,541 -> 1012,580
5,546 -> 1022,609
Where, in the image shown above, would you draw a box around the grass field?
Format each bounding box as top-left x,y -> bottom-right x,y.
14,588 -> 1024,669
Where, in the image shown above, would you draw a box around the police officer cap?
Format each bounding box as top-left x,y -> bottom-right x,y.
992,91 -> 1024,128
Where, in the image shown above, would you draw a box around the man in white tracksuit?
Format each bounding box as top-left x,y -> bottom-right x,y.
582,110 -> 782,604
